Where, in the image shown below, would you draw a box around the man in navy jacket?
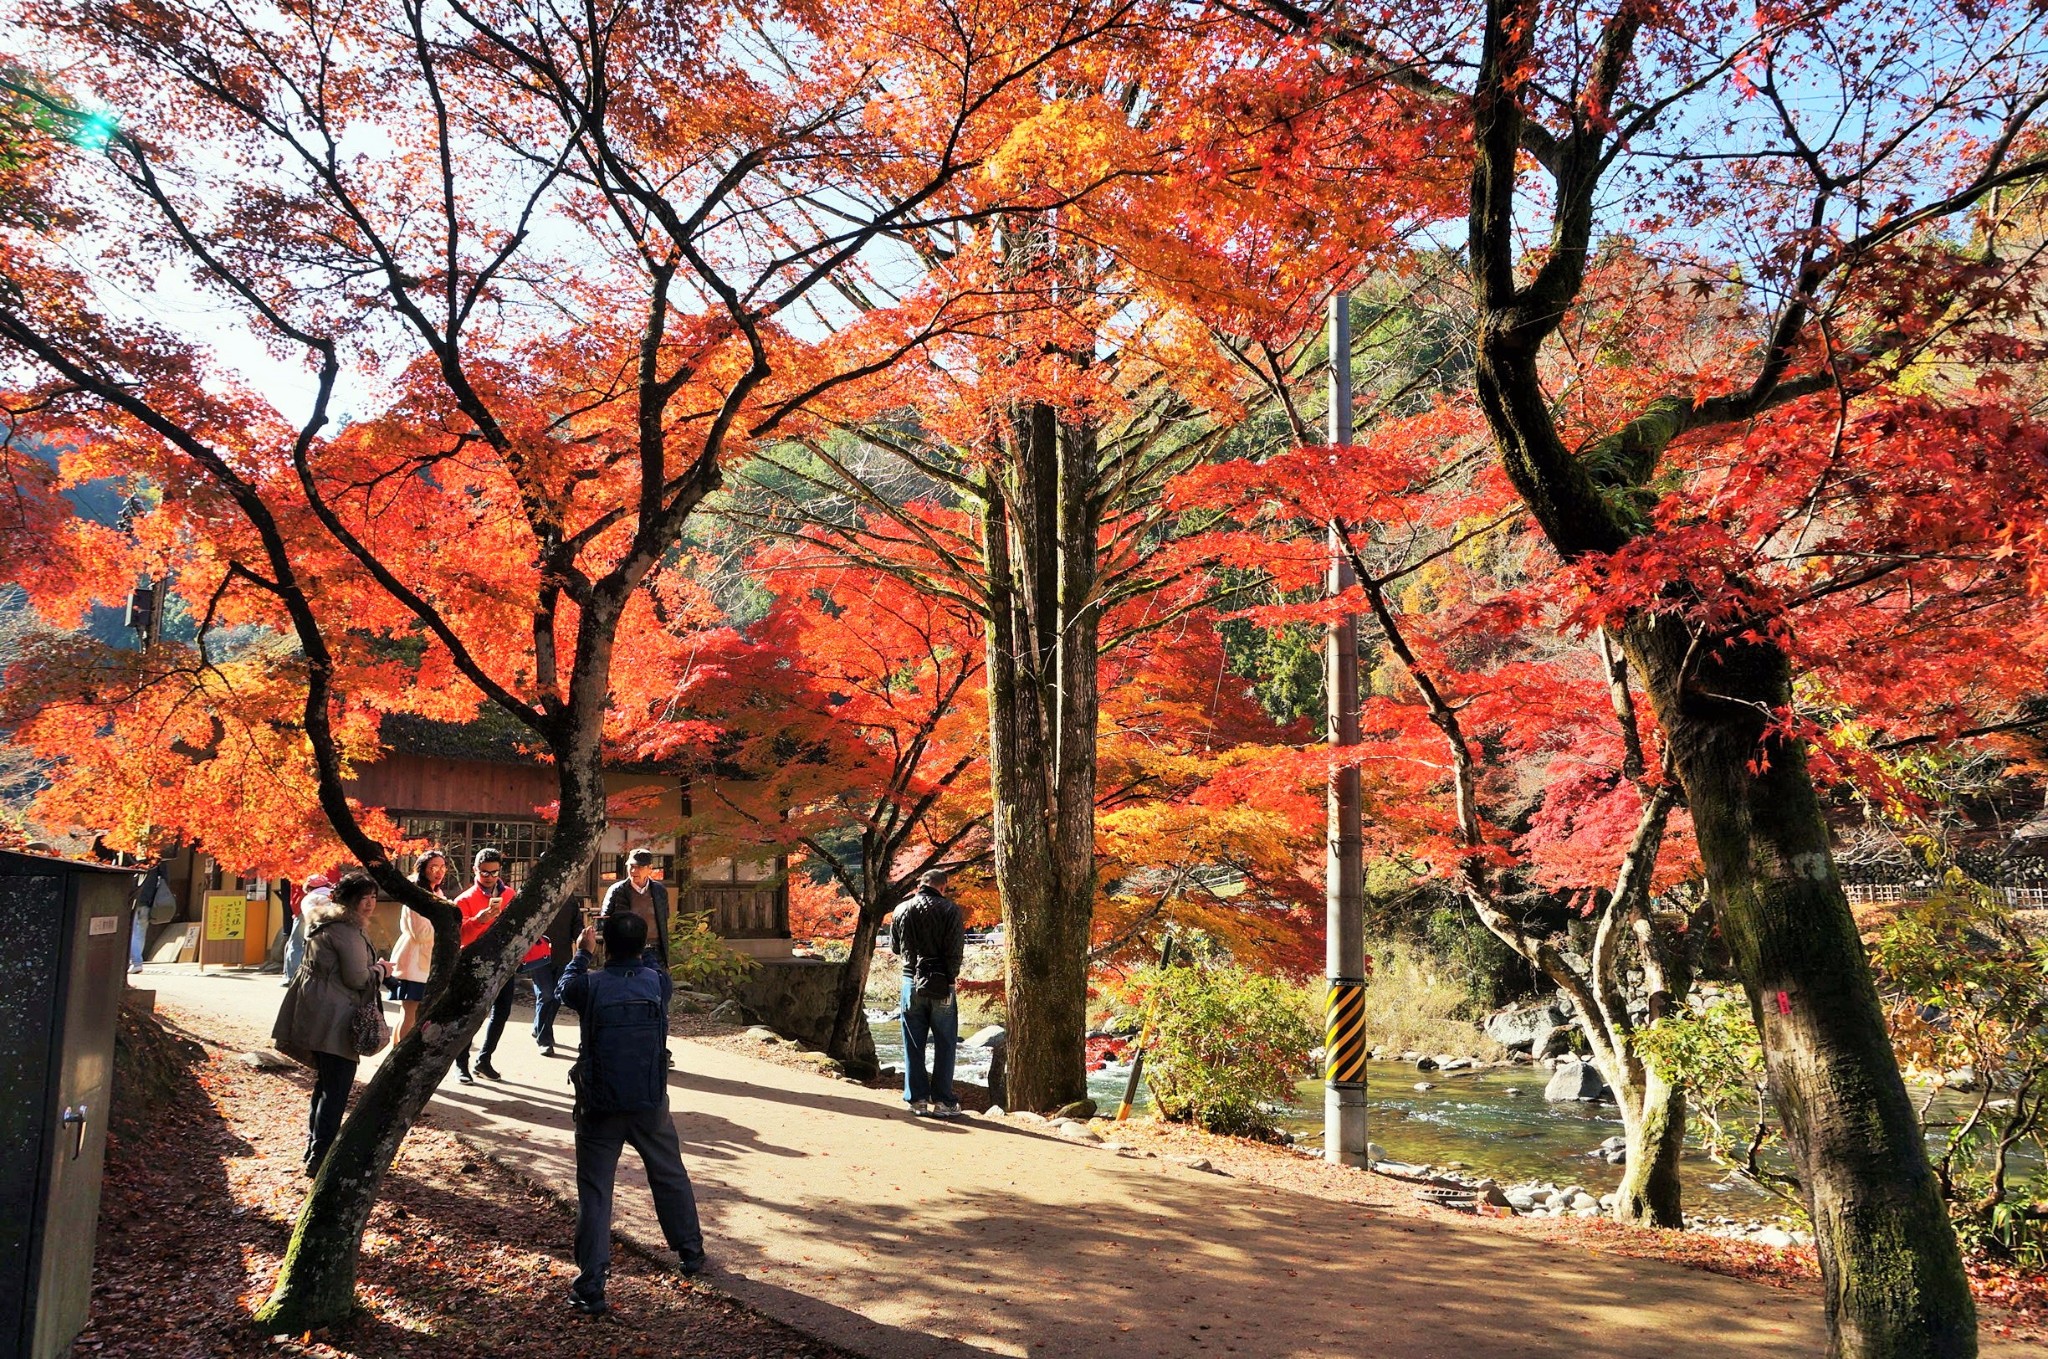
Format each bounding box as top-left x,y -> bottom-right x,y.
557,911 -> 707,1316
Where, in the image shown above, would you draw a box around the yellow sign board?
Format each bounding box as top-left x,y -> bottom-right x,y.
204,893 -> 247,941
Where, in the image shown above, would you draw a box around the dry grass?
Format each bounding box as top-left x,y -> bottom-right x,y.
1356,939 -> 1503,1059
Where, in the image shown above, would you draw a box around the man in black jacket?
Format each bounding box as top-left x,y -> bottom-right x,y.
557,911 -> 707,1317
600,847 -> 671,968
888,871 -> 966,1118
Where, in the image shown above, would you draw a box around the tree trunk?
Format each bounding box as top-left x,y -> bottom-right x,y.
1458,0 -> 1975,1339
983,400 -> 1100,1113
1627,614 -> 1977,1357
826,895 -> 887,1075
1612,1063 -> 1686,1228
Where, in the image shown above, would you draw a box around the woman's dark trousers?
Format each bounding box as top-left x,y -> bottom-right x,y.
307,1050 -> 359,1170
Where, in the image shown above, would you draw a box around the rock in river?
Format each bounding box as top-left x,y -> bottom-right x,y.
1543,1057 -> 1610,1103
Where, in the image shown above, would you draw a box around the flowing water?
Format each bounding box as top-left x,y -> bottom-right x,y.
868,1019 -> 1705,1192
1276,1064 -> 1771,1202
869,1019 -> 2034,1208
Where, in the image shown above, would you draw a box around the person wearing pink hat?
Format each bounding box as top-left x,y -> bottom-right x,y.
282,871 -> 334,987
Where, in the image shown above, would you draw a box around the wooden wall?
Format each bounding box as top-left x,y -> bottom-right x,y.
349,753 -> 559,817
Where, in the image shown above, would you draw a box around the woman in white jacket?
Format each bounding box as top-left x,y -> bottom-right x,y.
387,849 -> 447,1043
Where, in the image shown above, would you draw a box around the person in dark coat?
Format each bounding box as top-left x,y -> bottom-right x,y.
888,870 -> 966,1118
599,847 -> 672,968
557,911 -> 707,1317
272,872 -> 387,1174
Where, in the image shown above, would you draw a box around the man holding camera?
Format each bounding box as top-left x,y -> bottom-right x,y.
557,911 -> 708,1317
453,847 -> 516,1083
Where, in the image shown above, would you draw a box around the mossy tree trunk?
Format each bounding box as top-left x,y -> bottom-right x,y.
1611,1067 -> 1687,1227
1625,615 -> 1976,1355
983,398 -> 1102,1113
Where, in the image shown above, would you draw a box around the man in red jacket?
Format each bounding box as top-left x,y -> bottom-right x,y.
453,846 -> 517,1083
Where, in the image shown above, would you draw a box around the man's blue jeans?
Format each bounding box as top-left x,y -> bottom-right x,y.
522,957 -> 560,1047
900,978 -> 958,1105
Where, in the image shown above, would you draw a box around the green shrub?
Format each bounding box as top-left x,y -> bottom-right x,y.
667,909 -> 758,994
1878,882 -> 2048,1264
1638,992 -> 1805,1217
1129,959 -> 1318,1139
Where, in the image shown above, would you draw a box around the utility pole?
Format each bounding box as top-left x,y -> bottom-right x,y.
1323,291 -> 1368,1167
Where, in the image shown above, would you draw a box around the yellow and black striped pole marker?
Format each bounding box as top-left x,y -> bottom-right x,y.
1325,978 -> 1370,1088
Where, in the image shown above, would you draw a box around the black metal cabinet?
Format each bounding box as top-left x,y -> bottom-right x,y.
0,852 -> 135,1359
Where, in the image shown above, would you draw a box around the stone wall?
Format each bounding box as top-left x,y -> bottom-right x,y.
731,958 -> 878,1075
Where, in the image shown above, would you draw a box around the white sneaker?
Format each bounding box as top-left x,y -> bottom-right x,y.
910,1100 -> 932,1116
935,1102 -> 963,1119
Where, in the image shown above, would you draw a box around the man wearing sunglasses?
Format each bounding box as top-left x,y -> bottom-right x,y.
452,847 -> 518,1083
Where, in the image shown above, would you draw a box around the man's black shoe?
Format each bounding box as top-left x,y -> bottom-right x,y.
538,1043 -> 556,1058
475,1056 -> 502,1081
568,1291 -> 610,1317
454,1061 -> 475,1085
678,1252 -> 710,1278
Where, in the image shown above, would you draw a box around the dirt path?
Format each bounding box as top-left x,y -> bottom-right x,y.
143,967 -> 2032,1359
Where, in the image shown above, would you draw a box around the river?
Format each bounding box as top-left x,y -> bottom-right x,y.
871,1018 -> 2034,1207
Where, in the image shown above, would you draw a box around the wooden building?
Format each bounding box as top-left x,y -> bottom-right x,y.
353,714 -> 794,958
144,712 -> 792,963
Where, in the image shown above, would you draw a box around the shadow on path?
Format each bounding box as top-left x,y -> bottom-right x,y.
671,1066 -> 976,1132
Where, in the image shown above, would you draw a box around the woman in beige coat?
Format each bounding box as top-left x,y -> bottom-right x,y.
273,872 -> 387,1174
387,850 -> 447,1043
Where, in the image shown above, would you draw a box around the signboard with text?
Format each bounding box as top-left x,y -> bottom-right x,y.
205,894 -> 247,941
200,892 -> 249,967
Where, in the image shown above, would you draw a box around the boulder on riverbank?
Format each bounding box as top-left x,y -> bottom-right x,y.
1484,1002 -> 1568,1052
